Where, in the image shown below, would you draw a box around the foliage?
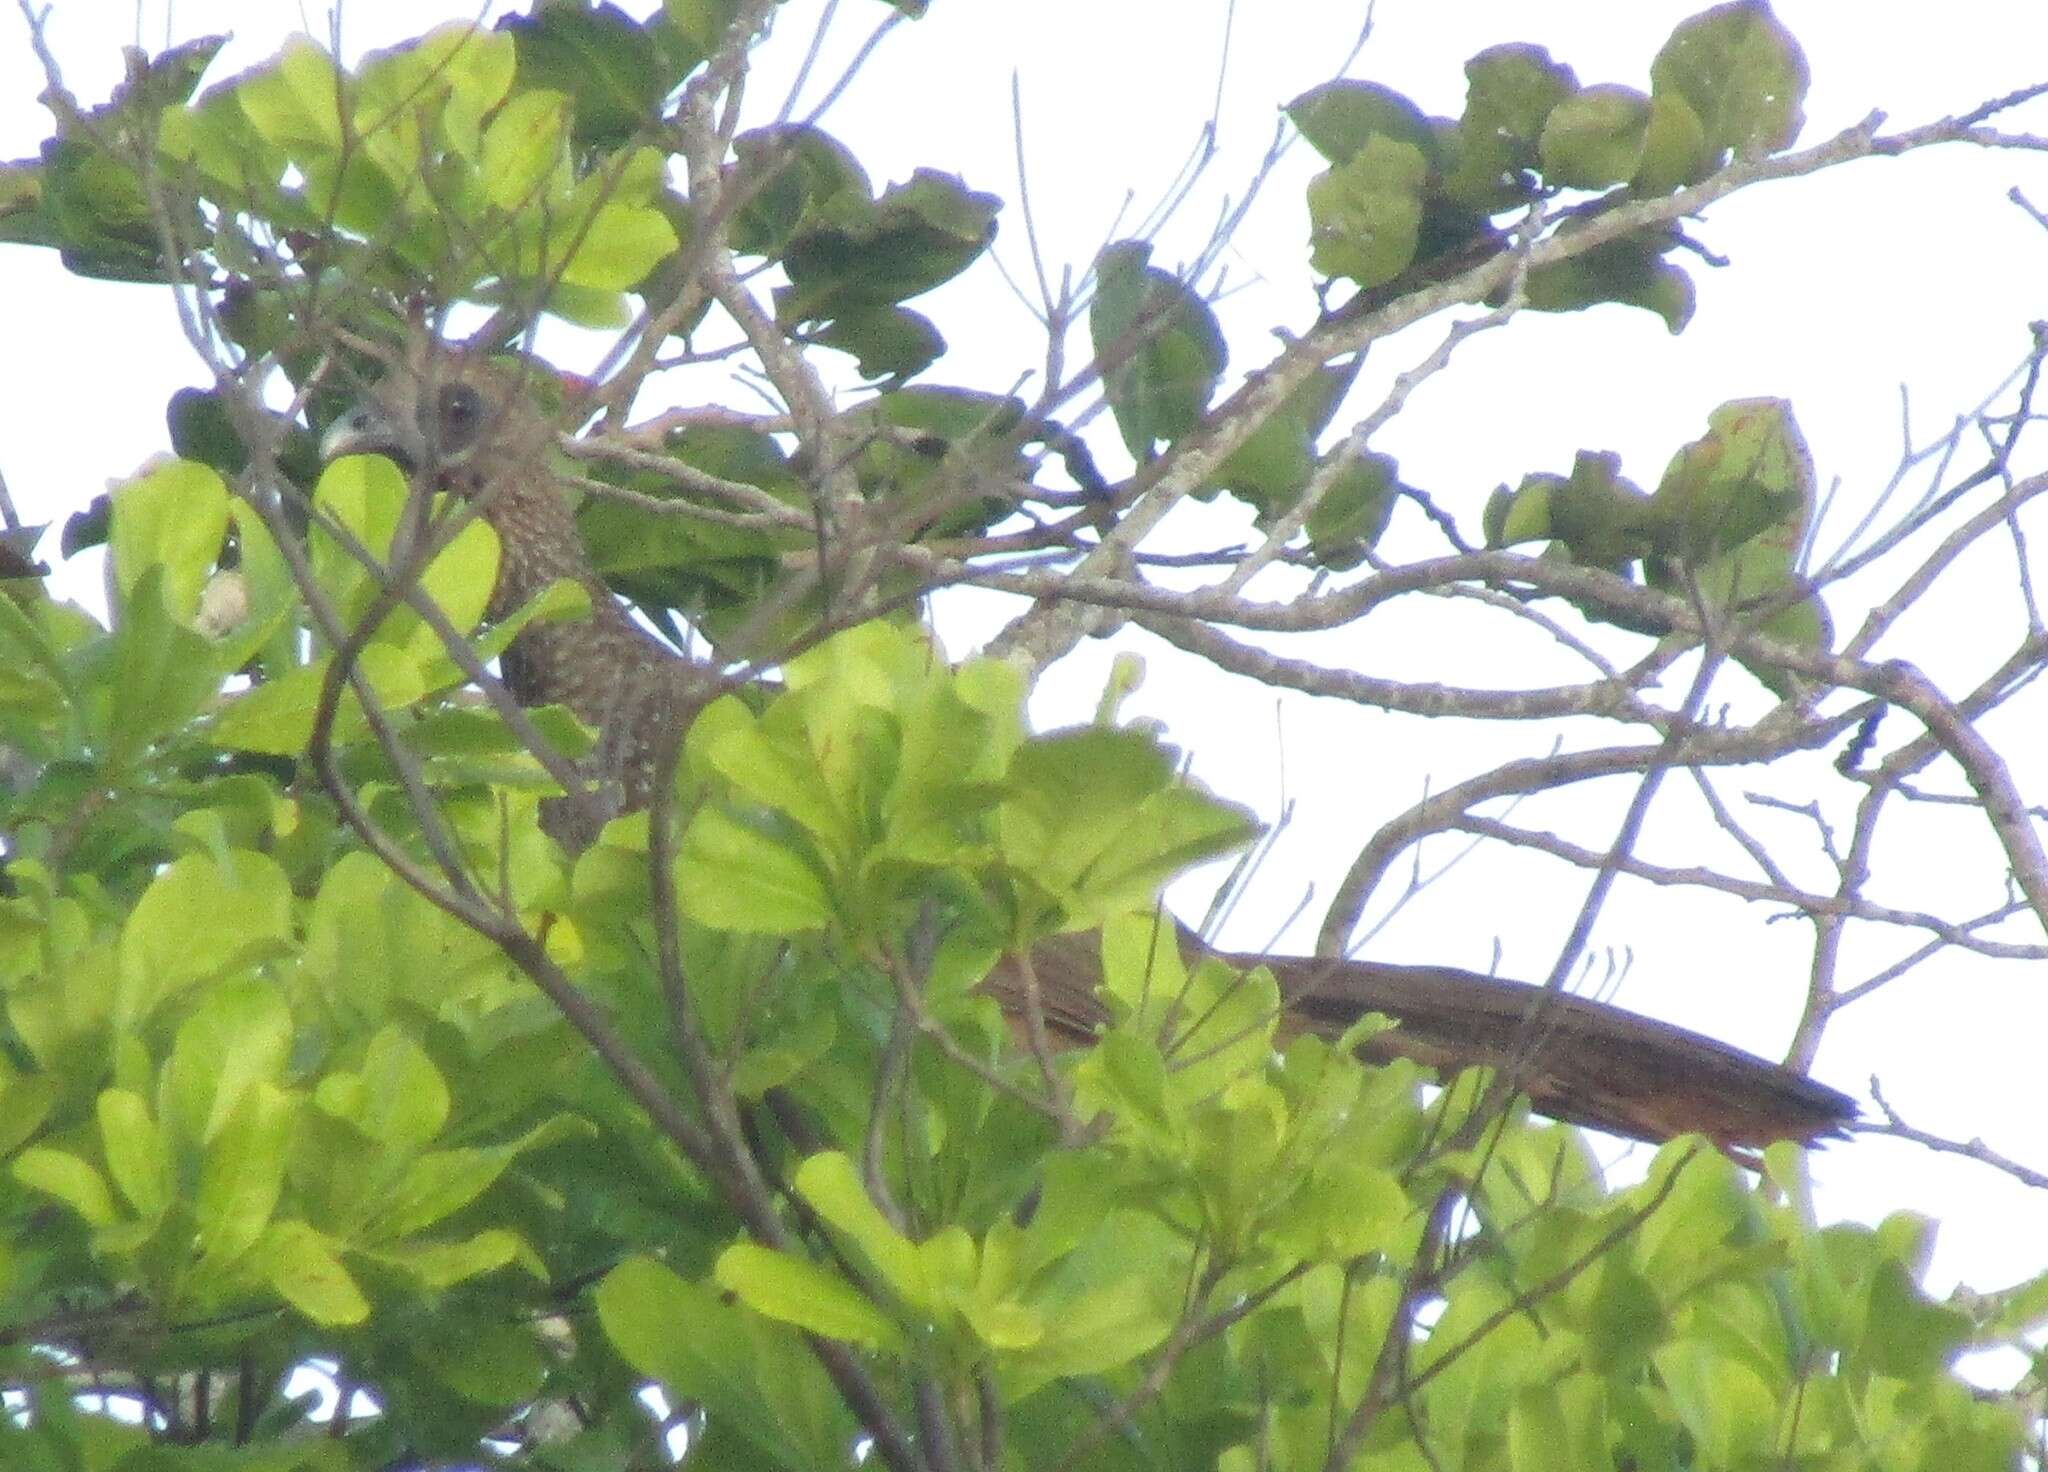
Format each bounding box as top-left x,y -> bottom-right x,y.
0,1 -> 2040,1469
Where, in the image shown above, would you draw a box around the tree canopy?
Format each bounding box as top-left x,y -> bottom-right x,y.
0,2 -> 2045,1469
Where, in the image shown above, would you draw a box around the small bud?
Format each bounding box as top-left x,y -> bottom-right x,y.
195,569 -> 250,638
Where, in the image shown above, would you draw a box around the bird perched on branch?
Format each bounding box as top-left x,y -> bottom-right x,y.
320,343 -> 1857,1156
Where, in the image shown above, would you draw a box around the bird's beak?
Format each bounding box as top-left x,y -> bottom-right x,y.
319,399 -> 414,467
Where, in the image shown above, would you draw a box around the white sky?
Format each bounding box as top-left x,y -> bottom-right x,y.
7,0 -> 2048,1367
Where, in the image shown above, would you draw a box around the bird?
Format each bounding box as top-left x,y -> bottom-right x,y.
318,342 -> 1858,1156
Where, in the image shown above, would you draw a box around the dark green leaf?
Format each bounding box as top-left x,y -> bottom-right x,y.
1634,89 -> 1713,192
665,0 -> 747,56
1443,45 -> 1578,210
810,305 -> 945,382
1524,229 -> 1695,332
1304,451 -> 1400,568
165,387 -> 250,477
1650,0 -> 1808,161
40,137 -> 166,282
1204,363 -> 1352,510
729,124 -> 873,257
498,4 -> 688,149
778,168 -> 999,320
1305,136 -> 1428,287
1538,84 -> 1651,189
1286,80 -> 1436,166
1090,241 -> 1226,454
1647,397 -> 1810,563
1485,449 -> 1656,567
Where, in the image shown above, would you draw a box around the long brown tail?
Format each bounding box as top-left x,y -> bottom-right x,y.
322,353 -> 1856,1155
986,928 -> 1855,1152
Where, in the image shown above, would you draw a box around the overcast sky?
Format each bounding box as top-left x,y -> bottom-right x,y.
7,0 -> 2048,1373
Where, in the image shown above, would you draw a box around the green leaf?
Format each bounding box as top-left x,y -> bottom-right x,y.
730,1006 -> 838,1097
1650,1 -> 1808,161
793,1153 -> 924,1303
1978,1267 -> 2048,1339
38,137 -> 168,281
714,1242 -> 905,1350
597,1256 -> 858,1472
1538,84 -> 1651,189
309,455 -> 500,655
1305,451 -> 1400,568
0,572 -> 70,706
810,305 -> 945,383
1005,1275 -> 1175,1389
478,89 -> 569,210
1634,90 -> 1712,192
1648,397 -> 1811,563
373,1147 -> 516,1239
1090,240 -> 1226,455
503,3 -> 694,149
208,642 -> 430,756
162,975 -> 294,1146
1073,1030 -> 1175,1146
1001,726 -> 1170,879
118,855 -> 294,1027
675,809 -> 833,932
0,1075 -> 58,1161
1858,1260 -> 1973,1378
1485,450 -> 1656,568
236,37 -> 346,154
729,124 -> 873,258
1444,45 -> 1579,209
165,387 -> 250,476
1001,727 -> 1258,923
136,35 -> 230,112
1286,79 -> 1436,166
417,1315 -> 545,1406
777,169 -> 999,321
692,700 -> 854,857
1644,398 -> 1830,682
194,1079 -> 298,1270
1524,231 -> 1695,333
323,1026 -> 450,1154
1509,1383 -> 1572,1472
556,199 -> 680,290
1305,136 -> 1428,288
255,1220 -> 369,1325
158,83 -> 287,210
107,566 -> 226,770
97,1090 -> 168,1220
354,22 -> 517,161
1652,1337 -> 1778,1466
110,458 -> 229,621
665,0 -> 746,56
369,1228 -> 533,1289
959,1294 -> 1043,1352
13,1147 -> 117,1226
1284,1158 -> 1408,1262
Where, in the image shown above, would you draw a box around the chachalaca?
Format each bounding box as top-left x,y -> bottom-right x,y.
319,344 -> 1857,1156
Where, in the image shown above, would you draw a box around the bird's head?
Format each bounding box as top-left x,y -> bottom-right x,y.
319,340 -> 605,615
318,345 -> 566,502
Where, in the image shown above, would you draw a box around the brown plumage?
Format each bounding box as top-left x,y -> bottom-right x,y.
322,345 -> 701,845
321,345 -> 1857,1155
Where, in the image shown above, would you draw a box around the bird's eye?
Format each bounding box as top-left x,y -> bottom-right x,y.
435,383 -> 483,452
